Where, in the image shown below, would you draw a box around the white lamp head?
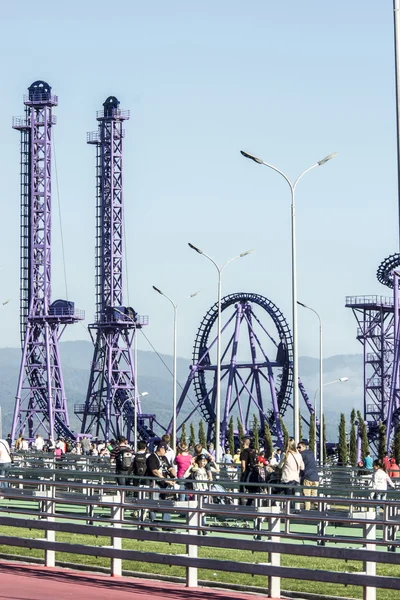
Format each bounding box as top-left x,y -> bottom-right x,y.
318,152 -> 338,166
240,150 -> 264,164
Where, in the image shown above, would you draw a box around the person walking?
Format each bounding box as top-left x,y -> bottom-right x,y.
281,438 -> 304,499
364,452 -> 373,470
112,436 -> 133,487
81,436 -> 91,456
298,441 -> 319,510
372,459 -> 394,515
146,442 -> 176,530
240,435 -> 257,505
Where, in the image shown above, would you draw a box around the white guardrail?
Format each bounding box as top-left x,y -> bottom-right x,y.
0,472 -> 399,600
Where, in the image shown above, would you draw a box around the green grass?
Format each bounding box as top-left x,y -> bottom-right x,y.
0,526 -> 399,600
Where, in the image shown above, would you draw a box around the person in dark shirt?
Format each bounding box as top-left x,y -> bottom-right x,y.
239,436 -> 256,505
146,442 -> 176,529
298,441 -> 319,511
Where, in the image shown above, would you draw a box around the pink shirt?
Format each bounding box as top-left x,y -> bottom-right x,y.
175,453 -> 193,478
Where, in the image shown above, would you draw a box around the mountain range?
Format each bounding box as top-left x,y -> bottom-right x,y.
0,341 -> 364,442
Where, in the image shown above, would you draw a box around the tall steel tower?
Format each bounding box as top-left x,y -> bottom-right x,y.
12,80 -> 84,442
76,96 -> 153,443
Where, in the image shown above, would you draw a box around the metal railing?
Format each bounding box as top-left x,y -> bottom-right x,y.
0,471 -> 398,599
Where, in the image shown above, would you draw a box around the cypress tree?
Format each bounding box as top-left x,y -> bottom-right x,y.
189,422 -> 196,447
180,422 -> 187,446
198,420 -> 207,448
228,416 -> 235,455
280,416 -> 289,450
264,422 -> 274,459
393,424 -> 400,465
237,418 -> 245,448
357,410 -> 369,459
253,414 -> 260,452
350,408 -> 356,426
338,413 -> 348,465
378,422 -> 386,460
309,413 -> 316,456
349,420 -> 357,466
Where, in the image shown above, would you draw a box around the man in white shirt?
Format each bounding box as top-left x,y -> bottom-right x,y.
33,434 -> 44,452
0,438 -> 12,492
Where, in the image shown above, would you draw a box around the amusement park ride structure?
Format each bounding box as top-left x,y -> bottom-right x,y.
11,81 -> 84,442
75,96 -> 156,445
12,81 -> 400,453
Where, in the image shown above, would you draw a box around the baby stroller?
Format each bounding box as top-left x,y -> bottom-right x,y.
210,483 -> 233,505
209,483 -> 251,528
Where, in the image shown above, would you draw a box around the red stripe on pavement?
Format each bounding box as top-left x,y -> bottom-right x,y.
0,562 -> 279,600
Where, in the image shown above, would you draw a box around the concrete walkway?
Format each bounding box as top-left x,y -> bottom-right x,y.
0,562 -> 274,599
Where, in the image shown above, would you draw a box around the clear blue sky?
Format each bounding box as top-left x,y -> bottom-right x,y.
0,1 -> 397,364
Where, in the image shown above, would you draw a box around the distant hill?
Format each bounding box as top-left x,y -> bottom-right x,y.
0,342 -> 363,441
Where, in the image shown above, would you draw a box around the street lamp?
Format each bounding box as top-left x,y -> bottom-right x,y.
313,377 -> 349,465
297,301 -> 322,460
152,286 -> 199,447
188,243 -> 254,461
240,149 -> 337,443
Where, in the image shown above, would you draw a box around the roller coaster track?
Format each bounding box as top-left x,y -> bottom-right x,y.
192,292 -> 294,432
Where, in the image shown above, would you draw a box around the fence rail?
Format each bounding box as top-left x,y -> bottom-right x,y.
0,472 -> 398,600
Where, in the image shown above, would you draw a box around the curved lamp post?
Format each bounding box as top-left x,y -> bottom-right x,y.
152,286 -> 199,447
188,243 -> 254,461
240,150 -> 337,443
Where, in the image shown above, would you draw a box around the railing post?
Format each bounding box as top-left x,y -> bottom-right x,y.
268,506 -> 281,598
111,490 -> 123,577
44,489 -> 55,568
363,511 -> 376,600
186,497 -> 199,587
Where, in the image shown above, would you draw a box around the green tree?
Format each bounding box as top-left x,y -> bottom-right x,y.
228,416 -> 235,455
180,422 -> 187,446
264,422 -> 274,459
357,410 -> 369,459
280,416 -> 289,450
237,418 -> 245,449
349,420 -> 357,466
253,414 -> 260,452
378,422 -> 386,460
338,413 -> 348,465
350,408 -> 356,426
309,413 -> 316,456
189,422 -> 196,447
393,423 -> 400,465
198,420 -> 207,448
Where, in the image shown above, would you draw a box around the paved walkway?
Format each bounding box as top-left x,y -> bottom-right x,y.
0,562 -> 272,600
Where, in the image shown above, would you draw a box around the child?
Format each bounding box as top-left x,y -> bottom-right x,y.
372,459 -> 394,514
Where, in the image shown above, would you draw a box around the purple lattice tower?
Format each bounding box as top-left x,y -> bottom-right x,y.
76,97 -> 152,443
346,295 -> 397,454
11,81 -> 84,442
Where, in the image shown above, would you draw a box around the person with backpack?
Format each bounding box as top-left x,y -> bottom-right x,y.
130,441 -> 148,489
112,436 -> 133,486
146,442 -> 176,530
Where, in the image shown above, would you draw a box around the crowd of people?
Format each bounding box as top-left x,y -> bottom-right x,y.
1,430 -> 399,519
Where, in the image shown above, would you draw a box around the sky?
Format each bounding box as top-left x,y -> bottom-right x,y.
0,1 -> 398,366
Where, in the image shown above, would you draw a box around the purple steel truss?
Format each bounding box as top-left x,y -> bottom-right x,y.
346,294 -> 399,453
173,292 -> 314,448
77,97 -> 152,443
11,81 -> 84,442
